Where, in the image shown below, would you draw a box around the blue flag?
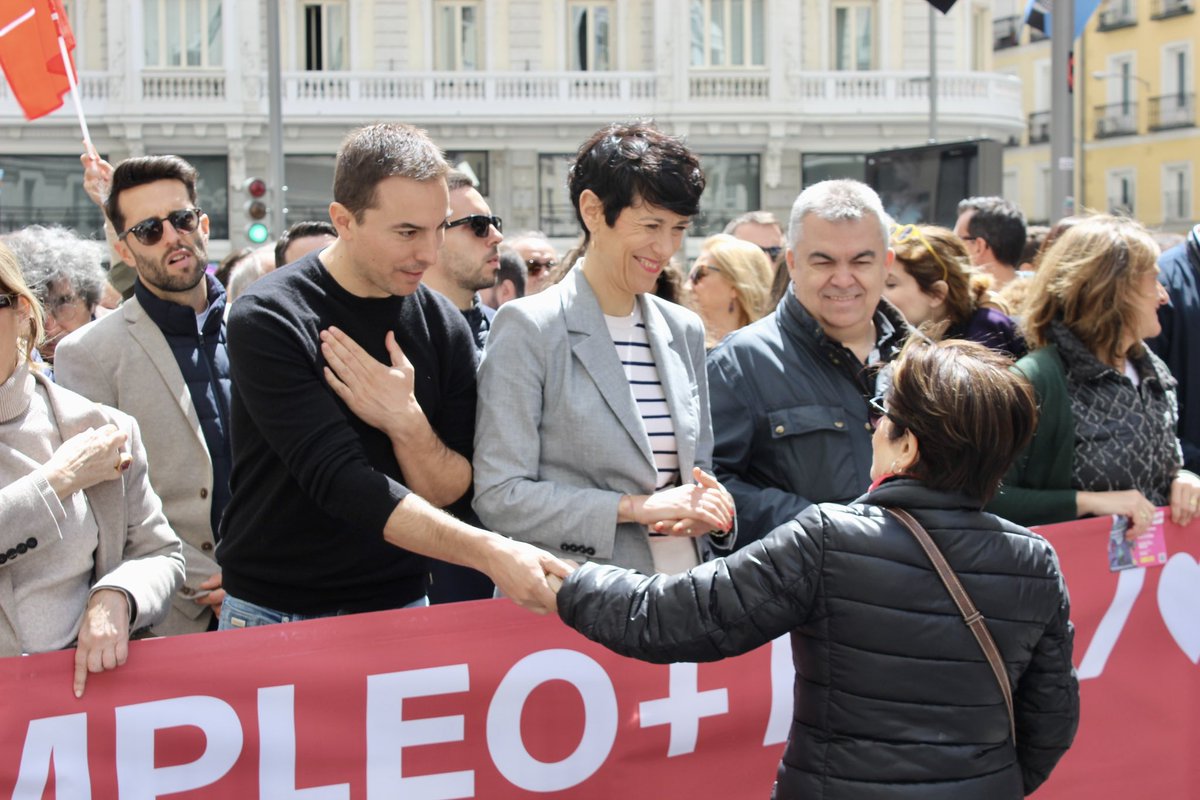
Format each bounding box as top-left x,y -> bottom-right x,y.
1024,0 -> 1103,40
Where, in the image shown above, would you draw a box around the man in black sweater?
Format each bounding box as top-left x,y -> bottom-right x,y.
216,123 -> 570,627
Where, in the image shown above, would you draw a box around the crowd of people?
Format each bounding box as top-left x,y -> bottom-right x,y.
3,118 -> 1199,797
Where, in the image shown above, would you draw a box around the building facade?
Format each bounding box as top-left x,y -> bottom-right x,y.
994,0 -> 1197,231
0,0 -> 1022,254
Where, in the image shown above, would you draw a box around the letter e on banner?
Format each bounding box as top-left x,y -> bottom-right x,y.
115,696 -> 243,800
487,649 -> 617,792
366,664 -> 473,800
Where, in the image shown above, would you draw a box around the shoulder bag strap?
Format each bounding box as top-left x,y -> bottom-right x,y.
884,506 -> 1017,745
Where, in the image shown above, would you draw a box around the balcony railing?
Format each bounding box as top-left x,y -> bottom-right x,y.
1094,102 -> 1139,137
1163,191 -> 1192,222
1151,0 -> 1194,19
993,15 -> 1020,49
1028,110 -> 1051,143
0,68 -> 1024,130
1098,3 -> 1138,29
1149,93 -> 1196,130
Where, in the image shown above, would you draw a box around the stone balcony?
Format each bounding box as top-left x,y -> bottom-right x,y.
0,68 -> 1023,134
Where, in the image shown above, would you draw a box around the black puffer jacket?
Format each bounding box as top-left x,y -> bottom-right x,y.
558,479 -> 1079,799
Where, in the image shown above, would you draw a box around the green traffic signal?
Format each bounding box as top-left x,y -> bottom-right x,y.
247,222 -> 270,244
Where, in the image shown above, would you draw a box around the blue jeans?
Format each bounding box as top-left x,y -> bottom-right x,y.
218,592 -> 429,630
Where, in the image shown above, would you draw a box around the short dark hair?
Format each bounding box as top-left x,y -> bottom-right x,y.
106,155 -> 199,234
333,123 -> 448,223
274,220 -> 337,268
885,337 -> 1036,503
957,196 -> 1027,268
567,122 -> 705,245
497,247 -> 527,297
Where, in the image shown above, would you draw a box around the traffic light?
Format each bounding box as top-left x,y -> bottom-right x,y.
243,177 -> 270,244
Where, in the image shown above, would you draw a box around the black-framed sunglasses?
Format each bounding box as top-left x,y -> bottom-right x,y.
868,395 -> 910,432
526,258 -> 558,276
0,293 -> 17,310
118,207 -> 203,246
446,214 -> 502,238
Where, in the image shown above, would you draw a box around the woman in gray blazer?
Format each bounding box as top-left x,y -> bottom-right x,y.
0,246 -> 183,696
474,123 -> 735,576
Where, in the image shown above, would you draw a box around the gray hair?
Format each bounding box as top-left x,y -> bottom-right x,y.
787,180 -> 892,253
724,210 -> 781,235
1,225 -> 107,309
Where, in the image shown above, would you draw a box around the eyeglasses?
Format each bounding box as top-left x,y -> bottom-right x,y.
446,214 -> 502,238
525,258 -> 558,276
0,293 -> 16,311
867,395 -> 910,432
890,223 -> 951,283
761,245 -> 783,261
46,293 -> 88,320
688,264 -> 723,283
118,208 -> 203,246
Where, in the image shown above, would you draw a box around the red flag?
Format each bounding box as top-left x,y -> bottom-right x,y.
0,0 -> 77,120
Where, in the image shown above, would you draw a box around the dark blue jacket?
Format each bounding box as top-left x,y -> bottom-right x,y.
135,276 -> 232,538
1148,225 -> 1200,472
707,289 -> 910,545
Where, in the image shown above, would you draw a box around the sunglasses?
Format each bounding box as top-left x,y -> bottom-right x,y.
118,208 -> 203,246
0,293 -> 16,310
446,214 -> 502,238
761,245 -> 783,261
890,224 -> 952,283
867,395 -> 910,432
525,258 -> 558,276
688,264 -> 723,283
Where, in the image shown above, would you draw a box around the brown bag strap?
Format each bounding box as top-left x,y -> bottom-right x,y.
884,507 -> 1017,745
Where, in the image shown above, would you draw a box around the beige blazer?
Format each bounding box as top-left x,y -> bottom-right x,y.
55,295 -> 219,635
0,372 -> 184,656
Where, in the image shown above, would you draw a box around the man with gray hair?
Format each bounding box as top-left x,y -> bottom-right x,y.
216,122 -> 570,627
2,225 -> 107,365
707,180 -> 910,544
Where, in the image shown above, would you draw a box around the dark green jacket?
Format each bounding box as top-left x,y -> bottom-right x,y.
987,346 -> 1078,526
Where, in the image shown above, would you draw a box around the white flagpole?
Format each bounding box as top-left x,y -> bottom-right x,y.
49,4 -> 94,156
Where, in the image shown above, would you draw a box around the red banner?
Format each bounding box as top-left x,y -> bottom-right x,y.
1,517 -> 1196,799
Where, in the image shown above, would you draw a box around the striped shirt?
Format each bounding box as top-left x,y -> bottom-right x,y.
605,305 -> 698,574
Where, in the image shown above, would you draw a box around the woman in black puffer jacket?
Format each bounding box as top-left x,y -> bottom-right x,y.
556,337 -> 1079,799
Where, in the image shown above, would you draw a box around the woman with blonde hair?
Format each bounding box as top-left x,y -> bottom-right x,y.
0,243 -> 183,695
686,233 -> 774,348
885,224 -> 1025,358
988,214 -> 1200,532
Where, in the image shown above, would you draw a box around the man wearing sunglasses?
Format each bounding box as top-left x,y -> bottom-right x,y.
420,170 -> 502,353
215,123 -> 570,630
707,180 -> 911,547
506,232 -> 560,296
56,154 -> 231,637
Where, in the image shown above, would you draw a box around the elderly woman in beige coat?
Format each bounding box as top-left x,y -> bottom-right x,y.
0,243 -> 183,697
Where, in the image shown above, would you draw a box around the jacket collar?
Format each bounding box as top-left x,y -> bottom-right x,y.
779,287 -> 909,361
559,263 -> 679,471
134,275 -> 226,337
856,476 -> 984,512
